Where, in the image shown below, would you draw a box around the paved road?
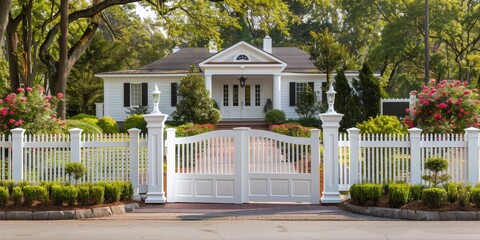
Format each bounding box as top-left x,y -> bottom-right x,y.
1,220 -> 480,240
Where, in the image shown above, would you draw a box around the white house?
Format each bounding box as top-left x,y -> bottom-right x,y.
96,36 -> 359,122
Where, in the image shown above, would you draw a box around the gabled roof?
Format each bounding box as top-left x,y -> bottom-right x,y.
97,44 -> 318,75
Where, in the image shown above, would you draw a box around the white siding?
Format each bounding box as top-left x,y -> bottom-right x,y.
280,75 -> 325,119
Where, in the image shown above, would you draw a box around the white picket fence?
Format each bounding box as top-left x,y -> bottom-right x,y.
0,128 -> 148,193
339,127 -> 480,190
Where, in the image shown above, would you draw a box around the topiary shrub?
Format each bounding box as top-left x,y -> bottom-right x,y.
12,186 -> 23,206
409,184 -> 423,201
35,185 -> 49,206
96,116 -> 120,134
265,109 -> 286,125
297,117 -> 321,128
388,183 -> 410,208
445,182 -> 459,203
349,183 -> 383,206
422,157 -> 450,187
120,182 -> 134,201
70,114 -> 98,120
65,162 -> 87,184
91,186 -> 105,204
356,115 -> 408,134
0,187 -> 9,206
124,114 -> 147,134
66,119 -> 103,135
62,185 -> 78,206
103,182 -> 121,202
422,187 -> 447,208
50,184 -> 63,205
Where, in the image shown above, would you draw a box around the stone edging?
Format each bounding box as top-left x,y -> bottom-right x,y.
343,202 -> 480,221
0,203 -> 140,221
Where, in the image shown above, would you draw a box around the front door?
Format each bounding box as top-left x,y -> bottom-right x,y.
221,82 -> 264,118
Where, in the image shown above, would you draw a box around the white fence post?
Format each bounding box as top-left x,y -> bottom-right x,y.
233,127 -> 249,204
69,128 -> 83,163
11,128 -> 25,182
319,113 -> 344,204
166,128 -> 176,203
310,129 -> 320,204
128,128 -> 141,201
347,128 -> 360,186
465,127 -> 479,185
408,128 -> 423,185
144,113 -> 168,204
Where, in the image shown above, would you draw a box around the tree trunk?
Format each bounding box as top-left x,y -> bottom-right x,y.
57,0 -> 69,119
6,15 -> 20,92
0,0 -> 11,45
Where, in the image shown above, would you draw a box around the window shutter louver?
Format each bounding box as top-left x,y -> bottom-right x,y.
308,82 -> 314,92
142,83 -> 148,106
123,83 -> 130,107
289,82 -> 296,106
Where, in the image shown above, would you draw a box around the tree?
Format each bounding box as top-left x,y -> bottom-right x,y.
353,63 -> 381,121
333,70 -> 363,131
172,73 -> 221,124
294,85 -> 321,118
309,28 -> 348,86
0,0 -> 11,44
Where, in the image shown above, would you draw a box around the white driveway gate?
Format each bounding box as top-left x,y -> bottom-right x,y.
166,128 -> 320,204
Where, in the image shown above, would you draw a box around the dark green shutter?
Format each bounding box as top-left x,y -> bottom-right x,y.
142,83 -> 148,106
321,82 -> 327,103
308,82 -> 314,92
289,82 -> 296,106
171,83 -> 178,106
123,83 -> 130,107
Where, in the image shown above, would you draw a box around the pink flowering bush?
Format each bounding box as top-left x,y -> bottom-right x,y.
0,85 -> 66,135
404,80 -> 480,133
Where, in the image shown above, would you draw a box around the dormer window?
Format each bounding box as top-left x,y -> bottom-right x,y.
234,54 -> 250,61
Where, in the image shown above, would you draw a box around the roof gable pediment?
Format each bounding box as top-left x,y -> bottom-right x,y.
199,42 -> 287,67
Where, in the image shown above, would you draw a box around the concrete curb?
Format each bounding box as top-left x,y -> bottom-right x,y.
0,203 -> 140,221
343,202 -> 480,221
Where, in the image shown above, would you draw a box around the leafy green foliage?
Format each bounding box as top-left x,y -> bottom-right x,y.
352,63 -> 381,121
91,186 -> 105,205
124,114 -> 147,134
422,188 -> 447,208
388,183 -> 410,208
174,123 -> 216,137
445,182 -> 459,203
120,182 -> 134,201
471,188 -> 480,207
96,116 -> 120,134
66,120 -> 103,135
0,187 -> 9,206
126,106 -> 150,116
35,186 -> 49,206
22,185 -> 36,206
70,114 -> 98,120
265,109 -> 286,125
65,162 -> 87,184
295,85 -> 321,118
356,115 -> 408,134
102,182 -> 122,203
421,157 -> 451,187
77,186 -> 91,206
334,70 -> 364,131
0,180 -> 14,194
271,124 -> 311,138
409,184 -> 424,201
62,185 -> 78,206
458,184 -> 471,207
172,74 -> 221,124
12,186 -> 23,206
349,183 -> 383,206
297,117 -> 320,128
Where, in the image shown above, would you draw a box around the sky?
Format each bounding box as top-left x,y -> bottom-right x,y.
134,3 -> 156,19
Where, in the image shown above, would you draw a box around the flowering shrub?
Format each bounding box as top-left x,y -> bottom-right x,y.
271,124 -> 311,137
175,123 -> 216,137
404,80 -> 480,133
0,85 -> 65,134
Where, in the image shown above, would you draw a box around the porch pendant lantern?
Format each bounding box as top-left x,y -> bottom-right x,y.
326,83 -> 336,113
152,83 -> 161,114
239,75 -> 247,88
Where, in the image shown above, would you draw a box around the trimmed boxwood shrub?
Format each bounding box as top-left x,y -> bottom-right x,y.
356,115 -> 408,134
124,114 -> 147,134
120,182 -> 134,201
12,186 -> 23,206
445,182 -> 459,203
63,185 -> 78,206
77,186 -> 91,206
349,183 -> 382,206
51,184 -> 64,205
91,186 -> 105,204
70,114 -> 98,120
409,184 -> 423,201
102,182 -> 121,202
388,183 -> 410,208
0,180 -> 14,194
297,117 -> 321,128
35,185 -> 49,206
265,109 -> 286,125
422,187 -> 447,208
97,116 -> 120,134
23,185 -> 36,206
66,119 -> 103,135
458,185 -> 471,207
0,187 -> 9,206
470,188 -> 480,207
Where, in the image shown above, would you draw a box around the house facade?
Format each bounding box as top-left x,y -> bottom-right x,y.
96,36 -> 358,122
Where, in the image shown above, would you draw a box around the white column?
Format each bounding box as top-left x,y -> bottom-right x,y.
319,113 -> 344,203
11,128 -> 25,182
465,127 -> 479,184
233,127 -> 250,203
408,127 -> 423,185
272,74 -> 281,110
144,113 -> 168,204
128,128 -> 142,201
69,128 -> 82,163
205,74 -> 213,98
310,129 -> 321,204
347,128 -> 360,186
166,128 -> 177,202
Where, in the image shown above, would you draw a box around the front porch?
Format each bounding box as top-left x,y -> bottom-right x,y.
216,118 -> 268,130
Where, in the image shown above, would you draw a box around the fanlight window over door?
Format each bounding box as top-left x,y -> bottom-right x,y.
234,54 -> 250,61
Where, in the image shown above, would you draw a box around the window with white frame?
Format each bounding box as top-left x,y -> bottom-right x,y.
295,83 -> 308,103
130,83 -> 142,106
